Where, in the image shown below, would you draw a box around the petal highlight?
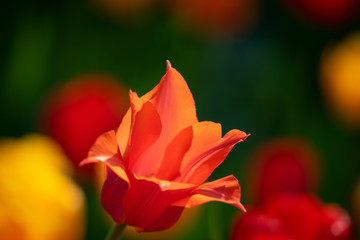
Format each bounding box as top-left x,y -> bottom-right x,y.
184,175 -> 245,211
80,130 -> 128,182
156,126 -> 193,180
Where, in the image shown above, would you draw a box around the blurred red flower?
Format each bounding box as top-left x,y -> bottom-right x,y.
247,138 -> 320,203
231,194 -> 353,240
40,74 -> 127,178
81,61 -> 248,232
282,0 -> 359,27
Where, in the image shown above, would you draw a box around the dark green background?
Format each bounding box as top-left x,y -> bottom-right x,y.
1,0 -> 360,239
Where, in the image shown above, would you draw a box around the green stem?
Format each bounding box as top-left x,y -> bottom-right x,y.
105,223 -> 126,240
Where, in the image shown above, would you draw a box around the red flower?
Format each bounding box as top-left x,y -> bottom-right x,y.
231,194 -> 353,240
81,61 -> 248,232
247,138 -> 320,203
282,0 -> 359,27
40,75 -> 127,177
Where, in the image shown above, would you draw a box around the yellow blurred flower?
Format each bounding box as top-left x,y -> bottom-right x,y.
321,33 -> 360,127
0,134 -> 85,240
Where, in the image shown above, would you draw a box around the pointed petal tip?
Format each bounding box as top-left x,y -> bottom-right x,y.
166,60 -> 172,71
243,133 -> 251,141
237,202 -> 246,212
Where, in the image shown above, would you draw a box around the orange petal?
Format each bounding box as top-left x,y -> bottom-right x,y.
156,126 -> 193,180
179,121 -> 222,171
116,90 -> 144,157
179,128 -> 249,184
130,62 -> 198,176
183,175 -> 245,211
127,101 -> 162,169
80,130 -> 128,182
123,171 -> 195,231
150,62 -> 198,143
116,108 -> 131,156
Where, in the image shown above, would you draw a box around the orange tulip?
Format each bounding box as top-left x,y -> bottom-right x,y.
81,61 -> 248,232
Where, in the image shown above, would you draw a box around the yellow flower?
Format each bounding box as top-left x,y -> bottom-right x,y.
0,134 -> 85,240
321,33 -> 360,127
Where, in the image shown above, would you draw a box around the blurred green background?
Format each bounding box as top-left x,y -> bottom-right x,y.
1,0 -> 360,239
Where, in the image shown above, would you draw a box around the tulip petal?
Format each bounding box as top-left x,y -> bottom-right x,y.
156,126 -> 193,180
116,90 -> 153,158
131,62 -> 198,176
149,62 -> 198,139
123,172 -> 195,232
116,108 -> 131,156
179,121 -> 222,170
141,206 -> 184,232
179,128 -> 249,184
80,130 -> 128,182
178,175 -> 245,211
127,101 -> 162,168
101,169 -> 129,224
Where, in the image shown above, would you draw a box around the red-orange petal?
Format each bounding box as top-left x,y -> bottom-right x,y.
130,62 -> 198,177
179,175 -> 245,211
101,169 -> 129,224
156,126 -> 193,180
80,130 -> 128,182
116,108 -> 131,156
127,101 -> 162,169
141,206 -> 185,232
122,172 -> 195,231
179,129 -> 249,184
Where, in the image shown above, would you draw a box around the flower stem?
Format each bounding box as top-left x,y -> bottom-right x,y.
105,223 -> 126,240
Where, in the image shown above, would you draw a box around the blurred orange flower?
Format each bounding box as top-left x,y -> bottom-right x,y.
81,61 -> 248,232
40,74 -> 127,178
321,33 -> 360,128
0,134 -> 85,240
169,0 -> 258,36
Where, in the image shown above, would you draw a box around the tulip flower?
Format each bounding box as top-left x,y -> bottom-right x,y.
231,194 -> 353,240
0,134 -> 85,240
81,61 -> 248,236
